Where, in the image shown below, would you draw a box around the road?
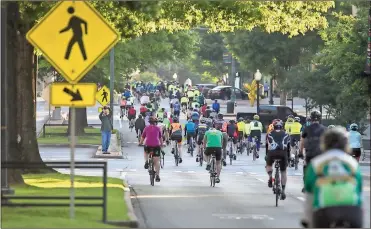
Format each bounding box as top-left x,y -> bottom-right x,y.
39,98 -> 370,228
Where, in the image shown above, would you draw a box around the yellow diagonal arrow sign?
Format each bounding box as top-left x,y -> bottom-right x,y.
50,83 -> 97,107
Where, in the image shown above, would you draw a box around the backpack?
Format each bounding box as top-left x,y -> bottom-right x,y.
171,129 -> 182,141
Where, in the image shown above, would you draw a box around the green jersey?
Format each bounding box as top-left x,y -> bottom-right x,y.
205,129 -> 223,148
163,118 -> 170,129
305,149 -> 363,210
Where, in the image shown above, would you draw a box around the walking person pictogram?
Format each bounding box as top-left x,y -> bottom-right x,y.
60,6 -> 88,61
101,89 -> 108,103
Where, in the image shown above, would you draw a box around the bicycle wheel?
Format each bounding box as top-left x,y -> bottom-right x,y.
275,170 -> 280,207
200,148 -> 203,167
246,141 -> 250,156
294,147 -> 299,170
190,140 -> 194,157
210,160 -> 215,187
137,129 -> 142,143
253,145 -> 257,161
229,143 -> 233,165
175,146 -> 179,166
149,160 -> 155,186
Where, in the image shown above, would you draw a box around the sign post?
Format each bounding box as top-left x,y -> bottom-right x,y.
26,1 -> 120,219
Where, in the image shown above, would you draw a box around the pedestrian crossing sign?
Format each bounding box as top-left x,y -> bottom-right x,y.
26,1 -> 120,84
96,85 -> 110,106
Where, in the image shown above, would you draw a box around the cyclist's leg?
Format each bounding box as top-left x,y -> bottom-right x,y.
265,151 -> 274,187
280,151 -> 288,198
153,147 -> 161,177
256,132 -> 262,152
233,137 -> 238,154
178,140 -> 183,162
215,148 -> 222,177
204,147 -> 211,168
144,146 -> 149,169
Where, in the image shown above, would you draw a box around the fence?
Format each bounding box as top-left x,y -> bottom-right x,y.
42,123 -> 101,138
1,161 -> 108,223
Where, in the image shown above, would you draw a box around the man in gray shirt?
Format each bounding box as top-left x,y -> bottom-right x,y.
99,106 -> 113,154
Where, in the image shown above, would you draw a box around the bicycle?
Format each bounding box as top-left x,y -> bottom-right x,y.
160,149 -> 165,169
209,154 -> 217,187
129,118 -> 135,132
291,140 -> 300,170
137,129 -> 142,144
227,137 -> 234,165
173,141 -> 180,166
147,151 -> 155,186
187,135 -> 194,157
272,159 -> 282,207
250,136 -> 259,161
199,143 -> 204,167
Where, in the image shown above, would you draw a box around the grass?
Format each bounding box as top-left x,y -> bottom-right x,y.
2,173 -> 129,228
37,127 -> 117,145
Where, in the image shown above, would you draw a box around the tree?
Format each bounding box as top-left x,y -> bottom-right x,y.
6,1 -> 335,184
225,29 -> 323,105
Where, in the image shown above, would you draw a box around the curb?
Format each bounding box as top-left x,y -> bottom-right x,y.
38,144 -> 99,148
106,185 -> 139,228
94,133 -> 123,159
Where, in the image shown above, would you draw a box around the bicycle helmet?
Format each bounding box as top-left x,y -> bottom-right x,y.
294,117 -> 301,122
149,116 -> 157,124
273,119 -> 283,130
161,108 -> 165,111
288,114 -> 294,119
238,117 -> 244,122
229,120 -> 235,124
328,125 -> 335,129
217,113 -> 224,119
310,110 -> 322,121
200,118 -> 206,124
253,114 -> 259,120
173,117 -> 179,123
320,126 -> 349,152
138,114 -> 142,119
349,123 -> 358,131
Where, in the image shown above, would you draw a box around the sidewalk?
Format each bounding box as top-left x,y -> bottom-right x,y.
95,132 -> 123,159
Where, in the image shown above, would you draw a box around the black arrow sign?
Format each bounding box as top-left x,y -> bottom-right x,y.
63,88 -> 83,101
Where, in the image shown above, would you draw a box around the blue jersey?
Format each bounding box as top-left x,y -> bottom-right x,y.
185,122 -> 196,133
212,103 -> 220,111
124,91 -> 131,98
191,112 -> 199,121
349,130 -> 362,148
173,103 -> 180,111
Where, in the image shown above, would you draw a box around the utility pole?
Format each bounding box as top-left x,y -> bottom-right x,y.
231,56 -> 236,102
109,48 -> 114,126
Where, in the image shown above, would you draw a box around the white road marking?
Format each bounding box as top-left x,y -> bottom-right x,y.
256,178 -> 265,183
187,171 -> 195,173
116,169 -> 124,172
174,171 -> 182,173
296,197 -> 305,201
294,173 -> 302,176
128,169 -> 137,172
236,172 -> 244,174
249,172 -> 257,175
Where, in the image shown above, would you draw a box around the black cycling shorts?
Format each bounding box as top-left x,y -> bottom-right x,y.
197,134 -> 205,145
204,147 -> 222,161
351,148 -> 361,158
228,136 -> 237,144
144,146 -> 161,157
313,206 -> 363,228
266,150 -> 288,171
290,134 -> 301,147
250,130 -> 261,142
181,102 -> 187,108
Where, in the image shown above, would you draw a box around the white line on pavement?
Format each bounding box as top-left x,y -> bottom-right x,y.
294,173 -> 302,176
236,172 -> 244,174
256,178 -> 265,183
174,171 -> 182,173
249,172 -> 257,175
296,197 -> 305,201
187,171 -> 195,173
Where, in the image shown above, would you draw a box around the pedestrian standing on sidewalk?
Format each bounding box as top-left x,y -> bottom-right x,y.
264,81 -> 269,97
99,106 -> 113,154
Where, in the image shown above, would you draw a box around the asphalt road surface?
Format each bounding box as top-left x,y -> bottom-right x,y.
39,97 -> 371,228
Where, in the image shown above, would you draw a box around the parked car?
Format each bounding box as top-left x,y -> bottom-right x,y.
236,105 -> 306,132
195,84 -> 216,97
208,86 -> 248,100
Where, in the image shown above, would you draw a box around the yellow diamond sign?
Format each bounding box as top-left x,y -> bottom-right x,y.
96,85 -> 110,106
26,1 -> 120,84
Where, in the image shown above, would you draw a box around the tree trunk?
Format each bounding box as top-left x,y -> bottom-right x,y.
2,2 -> 24,184
279,90 -> 287,106
15,5 -> 51,173
67,108 -> 87,136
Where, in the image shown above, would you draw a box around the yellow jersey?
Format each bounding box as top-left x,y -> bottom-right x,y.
194,90 -> 200,97
237,121 -> 246,135
284,121 -> 294,133
289,122 -> 302,135
187,90 -> 194,98
245,122 -> 251,135
180,97 -> 189,103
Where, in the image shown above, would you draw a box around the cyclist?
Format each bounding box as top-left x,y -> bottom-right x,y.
173,101 -> 181,117
135,115 -> 146,140
204,106 -> 212,118
203,126 -> 223,183
249,114 -> 263,158
237,117 -> 246,151
285,115 -> 295,132
191,108 -> 200,125
196,118 -> 209,162
214,114 -> 228,166
185,119 -> 197,149
157,108 -> 165,120
212,100 -> 220,114
123,89 -> 131,100
140,117 -> 163,182
140,93 -> 150,105
180,95 -> 189,112
299,110 -> 327,193
157,116 -> 169,144
288,117 -> 302,166
198,93 -> 205,107
266,119 -> 289,200
169,117 -> 183,163
120,97 -> 127,118
301,127 -> 363,228
349,123 -> 362,162
139,104 -> 148,117
244,118 -> 252,151
186,107 -> 193,120
191,101 -> 200,110
187,88 -> 195,105
127,105 -> 136,127
194,87 -> 200,97
227,119 -> 238,160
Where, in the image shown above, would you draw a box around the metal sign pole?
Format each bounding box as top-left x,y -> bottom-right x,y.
109,48 -> 114,126
70,101 -> 76,219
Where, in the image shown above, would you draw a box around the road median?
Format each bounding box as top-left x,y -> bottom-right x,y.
2,173 -> 135,228
95,130 -> 123,159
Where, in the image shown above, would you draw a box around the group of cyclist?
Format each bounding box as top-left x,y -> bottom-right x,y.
121,80 -> 365,228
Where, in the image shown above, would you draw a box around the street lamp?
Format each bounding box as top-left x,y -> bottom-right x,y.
254,69 -> 262,115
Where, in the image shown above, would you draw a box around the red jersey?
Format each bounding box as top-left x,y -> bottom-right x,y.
140,106 -> 147,114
